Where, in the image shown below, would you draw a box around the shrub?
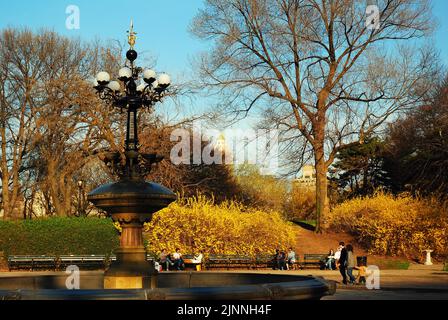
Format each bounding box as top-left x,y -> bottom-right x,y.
285,187 -> 316,221
0,217 -> 119,256
144,194 -> 297,256
327,192 -> 448,259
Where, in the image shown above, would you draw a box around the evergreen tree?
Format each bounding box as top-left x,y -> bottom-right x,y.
330,137 -> 389,198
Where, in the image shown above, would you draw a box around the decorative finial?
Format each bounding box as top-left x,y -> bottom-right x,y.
127,19 -> 137,49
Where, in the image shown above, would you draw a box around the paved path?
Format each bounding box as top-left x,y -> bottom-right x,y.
202,265 -> 448,299
323,288 -> 448,300
241,265 -> 448,299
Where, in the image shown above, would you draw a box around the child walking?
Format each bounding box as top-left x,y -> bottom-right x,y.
357,262 -> 367,285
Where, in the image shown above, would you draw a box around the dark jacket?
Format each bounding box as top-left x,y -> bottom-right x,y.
339,248 -> 348,267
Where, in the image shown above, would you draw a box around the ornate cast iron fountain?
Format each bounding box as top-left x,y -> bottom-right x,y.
88,22 -> 176,289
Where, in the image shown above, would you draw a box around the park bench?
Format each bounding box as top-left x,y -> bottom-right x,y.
255,254 -> 302,270
205,254 -> 254,270
205,254 -> 234,269
254,254 -> 275,269
303,254 -> 327,269
107,255 -> 117,268
227,255 -> 253,269
58,255 -> 106,270
146,254 -> 156,262
106,254 -> 155,264
104,254 -> 155,270
205,254 -> 231,269
8,255 -> 57,271
7,254 -> 156,271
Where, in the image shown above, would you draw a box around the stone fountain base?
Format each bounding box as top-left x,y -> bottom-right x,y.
0,272 -> 336,300
87,180 -> 176,290
104,248 -> 156,289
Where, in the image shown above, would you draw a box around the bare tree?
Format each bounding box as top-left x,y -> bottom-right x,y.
0,28 -> 43,219
0,28 -> 124,218
31,37 -> 129,217
191,0 -> 434,232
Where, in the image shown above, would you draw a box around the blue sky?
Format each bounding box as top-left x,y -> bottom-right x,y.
432,0 -> 448,65
1,0 -> 446,77
0,0 -> 447,125
0,0 -> 208,75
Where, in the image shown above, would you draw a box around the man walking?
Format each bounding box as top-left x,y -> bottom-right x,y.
336,242 -> 348,285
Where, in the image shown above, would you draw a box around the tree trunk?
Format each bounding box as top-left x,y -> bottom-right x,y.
1,126 -> 10,220
1,181 -> 9,221
48,170 -> 65,217
315,156 -> 329,233
314,123 -> 329,234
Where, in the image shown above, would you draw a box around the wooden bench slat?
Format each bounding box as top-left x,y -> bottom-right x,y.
303,254 -> 327,269
7,255 -> 57,271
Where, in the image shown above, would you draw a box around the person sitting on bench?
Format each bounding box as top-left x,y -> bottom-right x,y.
192,252 -> 203,271
159,249 -> 173,271
286,248 -> 297,270
172,248 -> 185,271
274,249 -> 287,270
326,249 -> 336,270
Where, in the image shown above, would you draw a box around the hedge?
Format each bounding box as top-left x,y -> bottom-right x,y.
144,195 -> 297,256
0,217 -> 119,256
327,192 -> 448,258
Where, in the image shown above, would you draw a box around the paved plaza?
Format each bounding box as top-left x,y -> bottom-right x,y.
248,264 -> 448,300
196,264 -> 448,300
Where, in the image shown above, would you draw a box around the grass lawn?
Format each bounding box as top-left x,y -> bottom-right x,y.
374,258 -> 410,270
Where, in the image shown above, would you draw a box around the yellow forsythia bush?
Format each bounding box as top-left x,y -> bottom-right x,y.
327,191 -> 448,258
144,195 -> 297,257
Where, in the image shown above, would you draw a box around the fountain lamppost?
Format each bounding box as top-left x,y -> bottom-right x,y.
88,22 -> 176,289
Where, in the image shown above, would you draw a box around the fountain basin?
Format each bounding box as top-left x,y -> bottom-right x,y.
0,272 -> 335,300
88,180 -> 177,218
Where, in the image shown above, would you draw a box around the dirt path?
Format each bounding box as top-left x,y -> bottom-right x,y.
293,225 -> 368,258
292,225 -> 414,268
